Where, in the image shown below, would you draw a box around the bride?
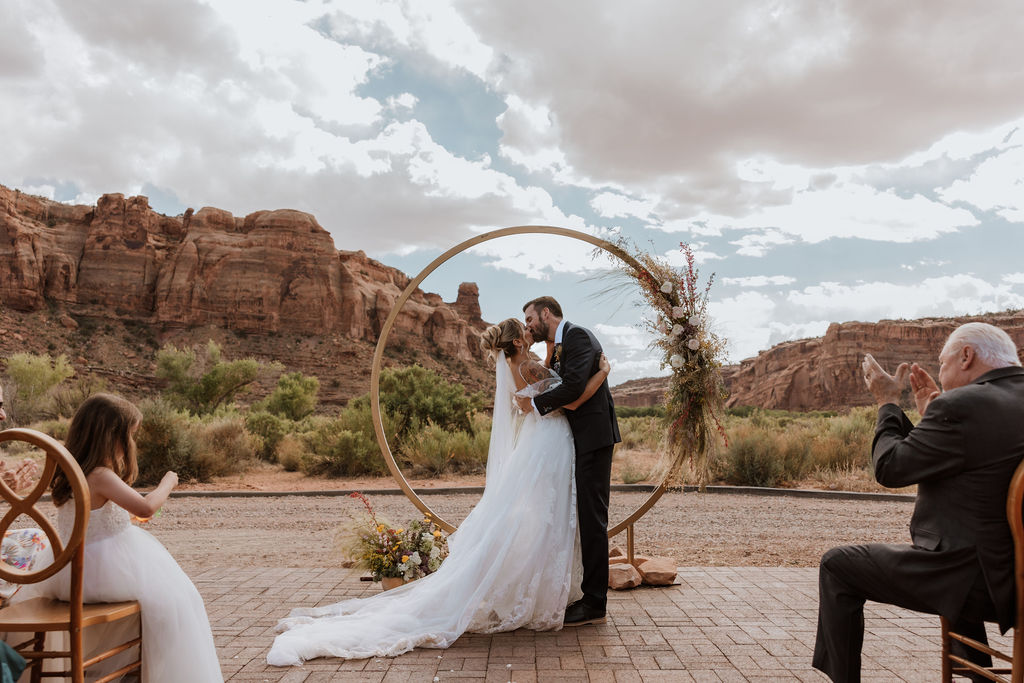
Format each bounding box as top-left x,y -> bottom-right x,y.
267,318 -> 610,665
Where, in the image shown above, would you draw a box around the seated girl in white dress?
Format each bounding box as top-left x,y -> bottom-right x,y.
41,393 -> 223,682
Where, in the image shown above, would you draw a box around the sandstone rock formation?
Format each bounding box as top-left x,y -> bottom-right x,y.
610,312 -> 1024,412
0,185 -> 489,402
723,313 -> 1024,412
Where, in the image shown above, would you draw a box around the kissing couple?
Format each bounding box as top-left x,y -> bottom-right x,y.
268,295 -> 621,665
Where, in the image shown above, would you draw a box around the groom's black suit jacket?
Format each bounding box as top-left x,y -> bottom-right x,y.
533,321 -> 620,454
869,365 -> 1024,632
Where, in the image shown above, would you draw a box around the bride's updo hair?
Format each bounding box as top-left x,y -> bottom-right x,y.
480,318 -> 523,360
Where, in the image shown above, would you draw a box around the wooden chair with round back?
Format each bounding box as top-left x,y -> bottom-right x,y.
0,427 -> 141,683
941,456 -> 1024,683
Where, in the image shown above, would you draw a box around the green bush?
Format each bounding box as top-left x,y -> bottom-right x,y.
616,405 -> 666,418
191,417 -> 257,478
618,416 -> 663,450
3,352 -> 75,422
811,407 -> 875,471
276,434 -> 308,472
135,398 -> 200,486
374,365 -> 484,438
245,410 -> 289,461
716,428 -> 786,487
263,372 -> 319,420
26,418 -> 71,441
135,399 -> 255,484
403,421 -> 489,476
301,417 -> 385,477
155,340 -> 280,415
49,375 -> 108,419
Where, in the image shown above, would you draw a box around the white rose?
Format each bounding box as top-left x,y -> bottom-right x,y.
660,281 -> 673,294
409,551 -> 421,565
687,338 -> 700,350
669,354 -> 684,368
671,306 -> 686,319
670,324 -> 684,337
688,314 -> 702,327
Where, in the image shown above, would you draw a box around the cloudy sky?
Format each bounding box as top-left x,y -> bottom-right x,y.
4,0 -> 1024,383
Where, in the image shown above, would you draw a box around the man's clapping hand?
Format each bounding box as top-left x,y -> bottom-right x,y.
862,354 -> 909,406
908,363 -> 941,415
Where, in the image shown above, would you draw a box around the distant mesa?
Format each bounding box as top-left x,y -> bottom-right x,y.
0,184 -> 490,403
611,313 -> 1024,412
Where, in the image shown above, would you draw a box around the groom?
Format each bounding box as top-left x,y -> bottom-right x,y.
518,296 -> 621,626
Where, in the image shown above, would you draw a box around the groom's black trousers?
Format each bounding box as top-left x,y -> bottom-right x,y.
576,444 -> 614,610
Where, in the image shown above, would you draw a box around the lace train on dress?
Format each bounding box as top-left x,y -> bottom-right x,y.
268,353 -> 582,665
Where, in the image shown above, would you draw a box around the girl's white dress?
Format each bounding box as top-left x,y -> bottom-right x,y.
267,351 -> 582,665
33,500 -> 223,682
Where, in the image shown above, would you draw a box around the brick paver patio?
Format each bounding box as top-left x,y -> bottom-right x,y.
198,565 -> 1010,682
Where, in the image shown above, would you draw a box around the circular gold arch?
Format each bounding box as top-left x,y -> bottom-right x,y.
370,226 -> 667,537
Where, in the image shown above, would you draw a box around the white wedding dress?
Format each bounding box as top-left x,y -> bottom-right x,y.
267,351 -> 582,665
25,501 -> 223,682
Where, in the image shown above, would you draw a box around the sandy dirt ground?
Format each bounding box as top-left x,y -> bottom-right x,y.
138,486 -> 913,574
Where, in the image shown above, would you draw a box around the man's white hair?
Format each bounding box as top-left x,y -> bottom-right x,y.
942,322 -> 1022,368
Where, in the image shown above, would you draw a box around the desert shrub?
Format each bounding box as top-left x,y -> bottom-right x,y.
49,375 -> 108,419
619,459 -> 650,484
191,416 -> 257,478
26,418 -> 71,441
811,408 -> 875,472
135,398 -> 200,485
245,410 -> 290,461
3,352 -> 75,422
403,421 -> 489,476
617,416 -> 663,451
715,426 -> 785,487
373,365 -> 484,439
616,405 -> 666,418
262,372 -> 319,421
276,434 -> 308,472
301,421 -> 385,477
155,340 -> 281,415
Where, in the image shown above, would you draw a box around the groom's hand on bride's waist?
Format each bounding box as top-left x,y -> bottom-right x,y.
515,395 -> 535,413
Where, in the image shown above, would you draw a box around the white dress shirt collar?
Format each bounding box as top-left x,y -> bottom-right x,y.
553,319 -> 567,344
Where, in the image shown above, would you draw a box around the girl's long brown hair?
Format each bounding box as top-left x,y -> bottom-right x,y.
51,393 -> 142,506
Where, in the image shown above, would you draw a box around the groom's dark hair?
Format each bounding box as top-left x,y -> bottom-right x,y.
523,296 -> 562,318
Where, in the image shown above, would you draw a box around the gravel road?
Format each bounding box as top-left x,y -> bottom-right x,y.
135,489 -> 914,574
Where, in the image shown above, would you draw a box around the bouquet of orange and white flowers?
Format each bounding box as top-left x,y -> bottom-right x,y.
335,492 -> 449,582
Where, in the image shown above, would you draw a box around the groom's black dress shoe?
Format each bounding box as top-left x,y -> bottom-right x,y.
563,601 -> 606,627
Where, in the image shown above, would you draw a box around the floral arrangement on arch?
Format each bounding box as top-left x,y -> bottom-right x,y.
614,239 -> 728,485
334,492 -> 450,582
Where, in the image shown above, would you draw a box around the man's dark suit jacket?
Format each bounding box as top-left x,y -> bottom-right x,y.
533,321 -> 620,454
872,365 -> 1024,633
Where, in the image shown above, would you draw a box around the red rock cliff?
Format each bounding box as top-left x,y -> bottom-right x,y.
611,313 -> 1024,412
0,185 -> 485,365
723,313 -> 1024,411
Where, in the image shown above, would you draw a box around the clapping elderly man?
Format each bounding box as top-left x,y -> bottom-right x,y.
812,322 -> 1024,682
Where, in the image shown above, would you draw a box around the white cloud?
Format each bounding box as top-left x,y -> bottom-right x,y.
785,275 -> 1024,321
939,144 -> 1024,223
721,275 -> 797,287
590,192 -> 656,220
1004,273 -> 1024,285
731,229 -> 794,257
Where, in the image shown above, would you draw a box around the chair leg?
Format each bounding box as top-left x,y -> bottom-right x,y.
942,617 -> 954,683
1013,624 -> 1023,683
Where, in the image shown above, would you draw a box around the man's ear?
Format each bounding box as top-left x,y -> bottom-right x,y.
960,344 -> 976,369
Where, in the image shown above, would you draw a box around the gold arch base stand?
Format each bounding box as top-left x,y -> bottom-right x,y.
370,226 -> 669,562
